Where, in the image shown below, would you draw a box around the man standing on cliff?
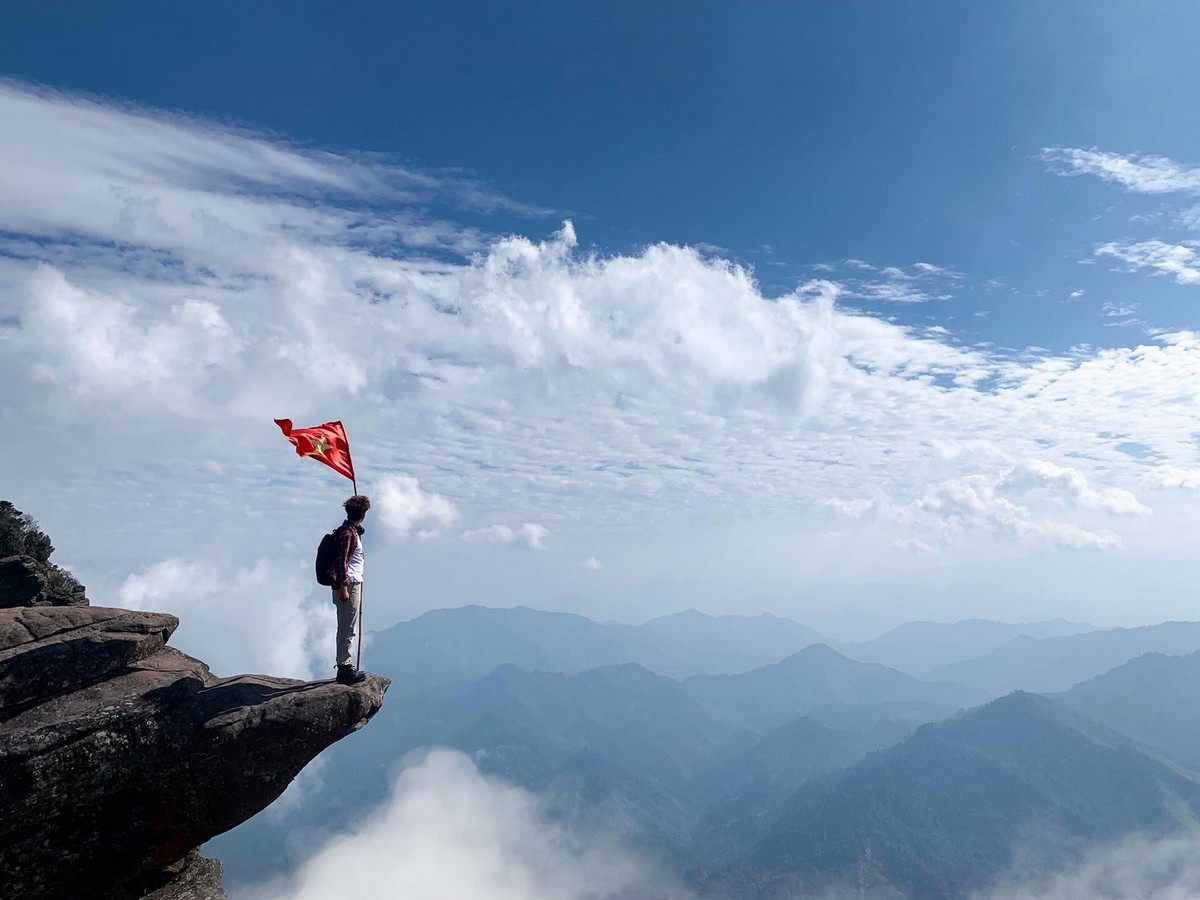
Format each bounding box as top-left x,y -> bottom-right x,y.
331,495 -> 370,685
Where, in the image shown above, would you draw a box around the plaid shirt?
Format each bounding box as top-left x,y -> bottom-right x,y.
331,521 -> 362,589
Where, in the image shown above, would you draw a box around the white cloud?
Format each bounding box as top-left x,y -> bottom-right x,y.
1042,147 -> 1200,195
893,537 -> 938,554
1096,240 -> 1200,285
914,474 -> 1124,551
973,831 -> 1200,900
19,265 -> 242,415
582,556 -> 602,570
829,258 -> 963,304
1103,302 -> 1138,318
830,464 -> 1135,553
241,749 -> 693,900
821,497 -> 880,519
118,557 -> 329,679
998,460 -> 1151,517
265,756 -> 329,822
462,523 -> 550,550
375,475 -> 459,540
1151,466 -> 1200,490
3,84 -> 1200,632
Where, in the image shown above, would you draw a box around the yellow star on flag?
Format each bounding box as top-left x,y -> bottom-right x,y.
305,434 -> 332,459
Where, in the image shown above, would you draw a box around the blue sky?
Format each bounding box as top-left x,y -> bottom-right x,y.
8,1 -> 1200,335
2,3 -> 1200,672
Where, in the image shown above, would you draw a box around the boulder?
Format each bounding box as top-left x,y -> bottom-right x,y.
0,555 -> 45,608
0,604 -> 390,899
0,553 -> 87,608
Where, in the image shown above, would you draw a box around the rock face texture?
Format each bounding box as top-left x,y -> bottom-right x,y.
0,581 -> 389,899
0,552 -> 87,607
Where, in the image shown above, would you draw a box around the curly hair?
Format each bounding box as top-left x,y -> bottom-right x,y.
343,494 -> 371,520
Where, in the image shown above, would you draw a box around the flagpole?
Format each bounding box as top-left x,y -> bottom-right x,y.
354,471 -> 361,672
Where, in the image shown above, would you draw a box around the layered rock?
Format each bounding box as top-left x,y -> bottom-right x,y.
0,595 -> 389,899
0,552 -> 87,607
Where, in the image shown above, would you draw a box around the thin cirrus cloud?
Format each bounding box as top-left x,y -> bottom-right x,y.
813,258 -> 964,304
1096,240 -> 1200,285
1044,146 -> 1200,286
1,81 -> 1199,649
1041,147 -> 1200,196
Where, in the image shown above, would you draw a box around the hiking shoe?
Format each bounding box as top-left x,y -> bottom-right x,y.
336,664 -> 367,685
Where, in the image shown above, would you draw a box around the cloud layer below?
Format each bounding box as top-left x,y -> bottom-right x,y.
239,749 -> 693,900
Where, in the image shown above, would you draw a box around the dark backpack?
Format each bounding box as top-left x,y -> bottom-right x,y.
315,525 -> 347,586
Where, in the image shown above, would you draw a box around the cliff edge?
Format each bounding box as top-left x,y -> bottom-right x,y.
0,511 -> 390,900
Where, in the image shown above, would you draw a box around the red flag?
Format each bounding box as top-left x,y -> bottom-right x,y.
274,419 -> 356,483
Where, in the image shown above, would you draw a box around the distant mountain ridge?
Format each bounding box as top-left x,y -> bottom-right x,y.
681,643 -> 990,731
369,604 -> 1108,693
839,617 -> 1094,676
367,604 -> 689,693
729,692 -> 1200,899
926,621 -> 1200,694
368,604 -> 832,692
1056,648 -> 1200,770
620,608 -> 827,673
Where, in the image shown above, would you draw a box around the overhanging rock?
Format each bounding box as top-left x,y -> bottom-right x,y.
0,602 -> 389,899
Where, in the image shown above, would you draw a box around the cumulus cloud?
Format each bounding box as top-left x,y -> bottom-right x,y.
914,473 -> 1123,551
973,831 -> 1200,900
241,749 -> 693,900
19,266 -> 242,414
462,523 -> 550,550
998,460 -> 1151,517
1151,466 -> 1200,490
828,463 -> 1135,552
4,83 -> 1200,629
375,475 -> 459,540
118,557 -> 328,679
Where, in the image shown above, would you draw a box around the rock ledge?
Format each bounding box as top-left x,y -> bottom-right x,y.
0,599 -> 389,899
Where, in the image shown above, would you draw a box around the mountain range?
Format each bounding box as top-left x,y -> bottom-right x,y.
365,604 -> 1110,693
210,605 -> 1200,899
838,617 -> 1094,676
927,621 -> 1200,694
721,692 -> 1200,899
1055,648 -> 1200,771
213,622 -> 989,885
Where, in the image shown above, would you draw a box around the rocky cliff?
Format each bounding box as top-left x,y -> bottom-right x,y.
0,526 -> 389,899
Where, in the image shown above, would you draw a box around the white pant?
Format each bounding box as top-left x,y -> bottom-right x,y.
332,582 -> 361,667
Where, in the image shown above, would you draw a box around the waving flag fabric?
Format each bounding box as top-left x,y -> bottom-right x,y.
274,418 -> 356,483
